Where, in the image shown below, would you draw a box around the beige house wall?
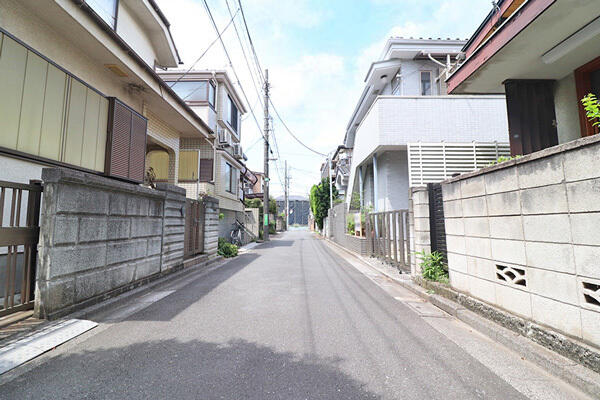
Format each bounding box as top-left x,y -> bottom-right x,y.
144,106 -> 180,184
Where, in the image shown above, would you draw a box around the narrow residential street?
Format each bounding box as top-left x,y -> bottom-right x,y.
0,230 -> 589,400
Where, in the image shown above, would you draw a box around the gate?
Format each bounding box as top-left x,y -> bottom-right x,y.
365,210 -> 411,272
184,199 -> 205,258
428,183 -> 447,259
0,180 -> 42,317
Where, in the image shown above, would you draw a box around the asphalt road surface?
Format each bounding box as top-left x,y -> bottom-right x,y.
0,230 -> 589,399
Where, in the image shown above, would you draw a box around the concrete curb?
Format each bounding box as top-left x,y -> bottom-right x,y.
321,236 -> 600,399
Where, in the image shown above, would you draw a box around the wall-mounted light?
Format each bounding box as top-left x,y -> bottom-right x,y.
380,74 -> 388,84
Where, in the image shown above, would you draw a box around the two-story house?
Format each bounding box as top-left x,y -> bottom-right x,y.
344,37 -> 511,212
158,70 -> 247,239
0,0 -> 212,186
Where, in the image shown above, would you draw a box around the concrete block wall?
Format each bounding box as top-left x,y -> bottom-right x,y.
409,187 -> 430,275
203,196 -> 219,256
35,169 -> 187,319
327,203 -> 368,256
442,135 -> 600,349
155,183 -> 186,271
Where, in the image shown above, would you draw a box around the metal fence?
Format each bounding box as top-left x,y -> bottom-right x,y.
0,180 -> 42,317
365,210 -> 411,272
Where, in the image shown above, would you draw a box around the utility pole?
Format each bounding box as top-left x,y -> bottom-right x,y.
263,69 -> 270,242
285,160 -> 289,230
328,154 -> 333,211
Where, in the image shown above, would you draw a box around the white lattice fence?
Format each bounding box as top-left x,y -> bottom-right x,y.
407,142 -> 510,186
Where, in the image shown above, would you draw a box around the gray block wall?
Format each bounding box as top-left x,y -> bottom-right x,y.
203,196 -> 219,256
155,183 -> 186,271
441,135 -> 600,349
409,187 -> 430,275
35,168 -> 187,319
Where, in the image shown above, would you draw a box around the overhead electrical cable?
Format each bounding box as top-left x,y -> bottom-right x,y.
168,7 -> 240,90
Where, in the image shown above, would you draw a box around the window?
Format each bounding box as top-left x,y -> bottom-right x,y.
178,151 -> 199,181
208,81 -> 216,108
225,162 -> 233,192
421,71 -> 432,96
224,162 -> 239,194
0,32 -> 109,172
171,81 -> 211,103
226,95 -> 239,132
87,0 -> 118,29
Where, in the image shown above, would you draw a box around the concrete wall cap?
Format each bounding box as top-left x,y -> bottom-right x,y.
200,195 -> 219,205
154,182 -> 187,196
443,134 -> 600,184
41,168 -> 163,199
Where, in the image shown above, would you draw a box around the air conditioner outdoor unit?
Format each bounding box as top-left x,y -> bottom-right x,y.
233,143 -> 243,159
217,129 -> 231,147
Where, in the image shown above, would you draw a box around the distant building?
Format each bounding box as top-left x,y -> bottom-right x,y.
276,196 -> 310,225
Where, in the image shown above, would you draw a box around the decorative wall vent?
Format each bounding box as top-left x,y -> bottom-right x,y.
583,282 -> 600,307
496,264 -> 526,287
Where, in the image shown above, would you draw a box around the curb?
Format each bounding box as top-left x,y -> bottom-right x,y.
321,237 -> 600,399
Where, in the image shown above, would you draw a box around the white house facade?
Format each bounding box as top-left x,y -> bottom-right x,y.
345,38 -> 510,212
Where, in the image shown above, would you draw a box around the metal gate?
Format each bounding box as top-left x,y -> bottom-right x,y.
0,180 -> 42,317
365,210 -> 411,272
184,199 -> 205,258
428,183 -> 447,259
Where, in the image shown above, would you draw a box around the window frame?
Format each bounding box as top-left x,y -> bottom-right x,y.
225,162 -> 233,193
208,80 -> 216,109
420,70 -> 433,96
0,27 -> 114,177
227,95 -> 239,133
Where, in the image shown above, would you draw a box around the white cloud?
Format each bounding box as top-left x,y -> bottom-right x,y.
154,0 -> 493,197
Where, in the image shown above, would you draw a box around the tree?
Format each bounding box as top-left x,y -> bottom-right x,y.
309,178 -> 338,230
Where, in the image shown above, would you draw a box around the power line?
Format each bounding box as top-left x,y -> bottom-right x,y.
225,0 -> 265,110
237,0 -> 265,83
202,0 -> 268,146
168,7 -> 240,89
269,99 -> 328,157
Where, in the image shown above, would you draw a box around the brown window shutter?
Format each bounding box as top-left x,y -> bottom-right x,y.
199,158 -> 213,182
129,113 -> 147,182
105,98 -> 147,182
107,100 -> 132,179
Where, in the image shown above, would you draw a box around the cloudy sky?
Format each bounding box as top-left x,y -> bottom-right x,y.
156,0 -> 494,198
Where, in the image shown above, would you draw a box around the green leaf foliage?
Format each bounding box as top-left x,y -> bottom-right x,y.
218,237 -> 238,258
417,250 -> 448,283
309,177 -> 339,230
582,93 -> 600,127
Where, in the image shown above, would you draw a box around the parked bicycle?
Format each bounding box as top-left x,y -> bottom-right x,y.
230,220 -> 244,247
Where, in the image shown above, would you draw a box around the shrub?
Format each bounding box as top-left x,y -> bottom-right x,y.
346,214 -> 356,235
218,237 -> 238,258
487,155 -> 521,166
582,93 -> 600,127
417,250 -> 448,283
